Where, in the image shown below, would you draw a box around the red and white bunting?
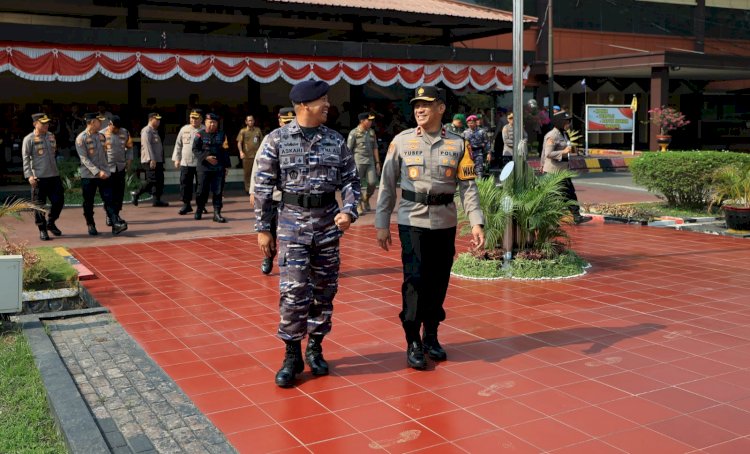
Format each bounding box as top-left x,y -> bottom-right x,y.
0,42 -> 527,90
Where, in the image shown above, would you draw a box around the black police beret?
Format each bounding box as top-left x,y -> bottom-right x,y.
205,113 -> 220,121
289,80 -> 330,104
84,112 -> 105,122
358,112 -> 375,121
31,113 -> 51,124
410,86 -> 444,104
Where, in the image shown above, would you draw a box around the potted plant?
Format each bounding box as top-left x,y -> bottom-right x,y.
709,165 -> 750,231
648,106 -> 690,151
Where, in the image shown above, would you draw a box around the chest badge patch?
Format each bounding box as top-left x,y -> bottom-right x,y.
408,167 -> 419,179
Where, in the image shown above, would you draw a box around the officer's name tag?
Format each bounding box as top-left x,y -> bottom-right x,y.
403,150 -> 421,157
280,146 -> 304,155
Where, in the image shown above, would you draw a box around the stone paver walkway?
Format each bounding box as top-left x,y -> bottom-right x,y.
47,313 -> 235,453
68,222 -> 750,453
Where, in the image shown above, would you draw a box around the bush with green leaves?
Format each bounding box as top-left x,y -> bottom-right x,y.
457,164 -> 576,258
630,151 -> 750,209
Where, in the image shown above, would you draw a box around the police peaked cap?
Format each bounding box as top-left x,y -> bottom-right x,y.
552,111 -> 572,129
189,108 -> 203,118
84,112 -> 106,122
410,85 -> 444,104
289,80 -> 330,104
205,113 -> 220,121
31,113 -> 51,124
148,112 -> 162,120
358,112 -> 376,121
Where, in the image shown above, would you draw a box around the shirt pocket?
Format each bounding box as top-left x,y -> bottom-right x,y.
403,155 -> 425,181
437,154 -> 459,182
318,149 -> 341,185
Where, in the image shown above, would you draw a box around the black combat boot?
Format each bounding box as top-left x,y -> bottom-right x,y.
305,335 -> 329,376
275,340 -> 304,388
106,216 -> 113,227
130,190 -> 140,207
213,210 -> 227,223
194,208 -> 203,220
261,257 -> 273,275
422,324 -> 447,362
112,219 -> 128,235
39,228 -> 50,241
47,222 -> 62,236
87,224 -> 98,236
406,341 -> 427,370
178,203 -> 193,215
152,199 -> 169,207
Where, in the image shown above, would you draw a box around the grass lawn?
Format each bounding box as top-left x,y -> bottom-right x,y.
0,323 -> 67,453
23,247 -> 78,292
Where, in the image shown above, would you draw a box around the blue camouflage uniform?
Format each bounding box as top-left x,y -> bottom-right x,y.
254,119 -> 361,341
463,127 -> 489,178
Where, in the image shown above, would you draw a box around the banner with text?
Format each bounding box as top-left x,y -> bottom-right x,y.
586,105 -> 634,133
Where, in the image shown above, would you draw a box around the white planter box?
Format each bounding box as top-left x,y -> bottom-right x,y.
0,255 -> 23,313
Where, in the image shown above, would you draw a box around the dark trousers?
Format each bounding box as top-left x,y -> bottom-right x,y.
269,200 -> 279,258
31,176 -> 64,230
398,225 -> 456,342
179,166 -> 197,204
562,177 -> 582,216
81,177 -> 116,225
196,168 -> 225,210
110,169 -> 126,215
137,162 -> 164,199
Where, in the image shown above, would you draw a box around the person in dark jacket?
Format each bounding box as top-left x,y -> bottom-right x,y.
193,113 -> 231,222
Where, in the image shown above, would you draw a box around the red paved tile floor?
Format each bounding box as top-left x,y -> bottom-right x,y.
73,223 -> 750,453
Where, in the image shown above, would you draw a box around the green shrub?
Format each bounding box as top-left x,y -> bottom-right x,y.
630,151 -> 750,209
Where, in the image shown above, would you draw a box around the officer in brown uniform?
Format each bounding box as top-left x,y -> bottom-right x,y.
132,112 -> 169,207
375,86 -> 485,370
541,111 -> 592,224
102,115 -> 133,226
237,115 -> 263,194
347,112 -> 380,212
76,113 -> 128,236
172,109 -> 204,215
22,113 -> 64,241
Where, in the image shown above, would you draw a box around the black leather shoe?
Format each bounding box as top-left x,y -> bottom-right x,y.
275,341 -> 304,388
152,200 -> 169,207
39,230 -> 50,241
194,210 -> 203,220
305,336 -> 329,376
202,207 -> 208,214
422,335 -> 447,361
47,223 -> 62,236
131,191 -> 139,207
112,221 -> 128,235
261,257 -> 273,275
406,341 -> 427,370
213,212 -> 227,223
87,224 -> 98,236
178,204 -> 193,215
106,216 -> 113,227
574,215 -> 593,225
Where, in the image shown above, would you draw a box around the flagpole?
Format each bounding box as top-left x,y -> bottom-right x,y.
582,78 -> 587,156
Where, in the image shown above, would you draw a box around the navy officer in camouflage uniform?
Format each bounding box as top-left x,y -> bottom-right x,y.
254,80 -> 361,387
76,113 -> 128,236
22,113 -> 64,241
464,114 -> 489,179
376,85 -> 485,370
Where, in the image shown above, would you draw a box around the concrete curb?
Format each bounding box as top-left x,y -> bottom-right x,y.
528,156 -> 635,173
19,307 -> 112,454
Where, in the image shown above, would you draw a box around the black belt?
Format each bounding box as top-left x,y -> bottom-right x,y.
281,192 -> 336,208
401,189 -> 454,205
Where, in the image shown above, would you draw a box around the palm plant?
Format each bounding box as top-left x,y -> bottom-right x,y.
458,176 -> 512,254
0,198 -> 43,241
709,165 -> 750,210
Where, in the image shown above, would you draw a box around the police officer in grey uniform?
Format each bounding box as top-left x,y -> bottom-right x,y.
376,85 -> 485,370
172,109 -> 204,215
22,113 -> 64,241
132,112 -> 169,207
346,112 -> 380,213
193,113 -> 231,223
250,108 -> 295,275
76,113 -> 128,236
102,115 -> 133,226
541,111 -> 592,224
254,80 -> 361,387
